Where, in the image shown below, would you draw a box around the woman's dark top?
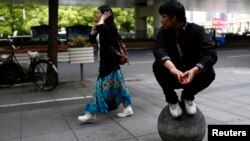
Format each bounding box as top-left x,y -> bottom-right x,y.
89,24 -> 120,78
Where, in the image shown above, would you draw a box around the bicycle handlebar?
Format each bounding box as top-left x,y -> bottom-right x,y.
2,38 -> 19,50
8,39 -> 18,50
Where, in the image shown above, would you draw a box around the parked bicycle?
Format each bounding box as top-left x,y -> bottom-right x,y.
0,39 -> 58,91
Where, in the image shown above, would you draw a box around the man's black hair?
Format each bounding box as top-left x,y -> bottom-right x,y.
159,0 -> 186,22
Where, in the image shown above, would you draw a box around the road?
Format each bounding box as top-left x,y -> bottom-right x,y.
215,46 -> 250,68
58,46 -> 250,81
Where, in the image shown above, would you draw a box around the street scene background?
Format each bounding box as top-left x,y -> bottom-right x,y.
1,46 -> 250,141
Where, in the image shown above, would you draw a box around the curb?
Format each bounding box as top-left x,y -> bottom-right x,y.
0,96 -> 92,113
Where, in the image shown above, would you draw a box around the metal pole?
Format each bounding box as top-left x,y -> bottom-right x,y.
48,0 -> 58,67
80,63 -> 84,80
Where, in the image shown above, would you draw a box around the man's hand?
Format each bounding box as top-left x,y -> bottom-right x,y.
164,60 -> 185,81
169,67 -> 185,82
180,67 -> 200,85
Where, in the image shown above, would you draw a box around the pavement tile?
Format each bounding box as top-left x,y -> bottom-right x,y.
128,86 -> 162,100
231,95 -> 250,104
21,107 -> 62,120
121,138 -> 137,141
202,108 -> 247,122
58,104 -> 84,117
0,89 -> 22,106
1,65 -> 250,141
52,89 -> 82,99
141,96 -> 166,109
226,119 -> 250,124
136,133 -> 161,141
64,115 -> 93,130
21,94 -> 54,104
196,104 -> 221,112
205,116 -> 224,125
21,131 -> 77,141
132,97 -> 162,118
0,111 -> 21,123
66,106 -> 123,130
196,92 -> 221,99
0,121 -> 21,141
21,116 -> 70,138
229,87 -> 250,95
3,139 -> 20,141
113,107 -> 158,137
0,96 -> 21,107
73,119 -> 133,141
196,96 -> 247,110
0,88 -> 23,95
228,107 -> 250,118
206,90 -> 249,98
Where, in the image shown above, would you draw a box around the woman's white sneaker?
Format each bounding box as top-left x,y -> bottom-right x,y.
78,112 -> 96,123
117,106 -> 133,118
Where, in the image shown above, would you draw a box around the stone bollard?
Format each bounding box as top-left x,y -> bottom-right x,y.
158,105 -> 206,141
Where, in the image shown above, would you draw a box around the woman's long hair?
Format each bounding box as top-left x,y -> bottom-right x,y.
98,5 -> 117,31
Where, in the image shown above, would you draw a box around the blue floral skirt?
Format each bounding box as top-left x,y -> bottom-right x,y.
84,69 -> 132,114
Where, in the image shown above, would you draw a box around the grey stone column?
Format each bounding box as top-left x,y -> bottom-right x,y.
135,7 -> 147,38
153,0 -> 163,38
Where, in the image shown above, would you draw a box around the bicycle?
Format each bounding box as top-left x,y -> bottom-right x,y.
0,39 -> 58,91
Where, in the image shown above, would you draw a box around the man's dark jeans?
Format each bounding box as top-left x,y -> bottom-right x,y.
153,61 -> 215,104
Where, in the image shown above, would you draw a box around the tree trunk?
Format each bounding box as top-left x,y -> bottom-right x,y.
48,0 -> 58,66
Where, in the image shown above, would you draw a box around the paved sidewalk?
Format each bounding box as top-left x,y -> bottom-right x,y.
1,67 -> 250,141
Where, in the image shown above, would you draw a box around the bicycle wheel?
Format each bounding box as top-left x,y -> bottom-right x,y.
0,63 -> 19,88
31,60 -> 58,91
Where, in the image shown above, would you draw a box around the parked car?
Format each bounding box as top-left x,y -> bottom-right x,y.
205,28 -> 226,47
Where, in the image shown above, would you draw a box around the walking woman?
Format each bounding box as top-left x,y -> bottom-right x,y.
78,5 -> 133,123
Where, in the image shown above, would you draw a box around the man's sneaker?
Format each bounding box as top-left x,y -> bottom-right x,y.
117,105 -> 133,118
169,102 -> 183,118
183,99 -> 197,115
78,112 -> 96,123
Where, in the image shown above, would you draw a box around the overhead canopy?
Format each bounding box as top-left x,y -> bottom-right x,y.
3,0 -> 135,8
178,0 -> 250,14
2,0 -> 250,14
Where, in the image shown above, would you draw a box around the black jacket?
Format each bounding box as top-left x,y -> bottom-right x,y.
153,22 -> 217,72
89,24 -> 120,78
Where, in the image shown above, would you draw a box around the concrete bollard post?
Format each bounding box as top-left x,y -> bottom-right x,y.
158,105 -> 206,141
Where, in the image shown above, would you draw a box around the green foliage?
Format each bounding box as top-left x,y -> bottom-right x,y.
0,4 -> 136,36
0,4 -> 12,36
58,6 -> 96,27
0,4 -> 47,36
113,8 -> 135,32
147,17 -> 154,38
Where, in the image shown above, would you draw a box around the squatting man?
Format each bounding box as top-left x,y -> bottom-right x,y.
153,0 -> 217,118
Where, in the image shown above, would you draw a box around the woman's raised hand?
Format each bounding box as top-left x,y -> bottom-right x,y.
100,11 -> 112,21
